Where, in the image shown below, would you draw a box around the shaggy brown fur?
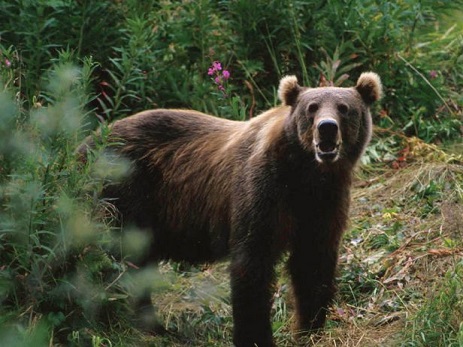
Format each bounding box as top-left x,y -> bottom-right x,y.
79,72 -> 382,347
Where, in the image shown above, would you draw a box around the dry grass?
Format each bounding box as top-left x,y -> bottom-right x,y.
317,162 -> 463,347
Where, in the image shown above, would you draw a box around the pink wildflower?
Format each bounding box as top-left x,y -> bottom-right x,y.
212,61 -> 222,71
5,59 -> 11,68
207,59 -> 229,98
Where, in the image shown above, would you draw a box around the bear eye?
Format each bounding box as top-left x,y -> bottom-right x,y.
337,103 -> 349,114
308,103 -> 319,113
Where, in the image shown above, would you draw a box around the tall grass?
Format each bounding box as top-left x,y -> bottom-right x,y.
401,168 -> 463,347
404,262 -> 463,347
0,0 -> 123,107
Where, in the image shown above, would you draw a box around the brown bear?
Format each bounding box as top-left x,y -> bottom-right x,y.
79,72 -> 382,347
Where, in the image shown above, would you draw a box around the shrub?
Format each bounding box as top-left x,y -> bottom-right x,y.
1,0 -> 462,136
0,0 -> 123,106
0,55 -> 133,345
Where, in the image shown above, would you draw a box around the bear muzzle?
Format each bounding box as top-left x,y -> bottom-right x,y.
314,119 -> 341,163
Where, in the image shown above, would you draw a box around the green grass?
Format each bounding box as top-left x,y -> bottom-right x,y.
404,262 -> 463,347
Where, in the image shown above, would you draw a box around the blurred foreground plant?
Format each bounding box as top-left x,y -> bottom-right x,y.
0,55 -> 144,345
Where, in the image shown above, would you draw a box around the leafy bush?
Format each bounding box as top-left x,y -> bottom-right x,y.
0,56 -> 134,345
0,0 -> 123,106
1,0 -> 461,131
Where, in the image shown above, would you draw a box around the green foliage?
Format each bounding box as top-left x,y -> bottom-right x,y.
412,179 -> 443,217
2,0 -> 462,130
0,0 -> 123,105
338,255 -> 379,305
0,56 -> 133,345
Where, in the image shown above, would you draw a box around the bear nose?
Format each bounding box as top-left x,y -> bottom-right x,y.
317,119 -> 338,140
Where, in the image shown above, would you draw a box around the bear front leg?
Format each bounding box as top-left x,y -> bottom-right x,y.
230,248 -> 277,347
288,237 -> 339,333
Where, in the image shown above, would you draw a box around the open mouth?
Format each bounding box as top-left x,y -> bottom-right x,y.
315,141 -> 340,163
318,140 -> 337,153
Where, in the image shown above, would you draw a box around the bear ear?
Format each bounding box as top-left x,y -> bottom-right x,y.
278,75 -> 301,107
355,72 -> 383,105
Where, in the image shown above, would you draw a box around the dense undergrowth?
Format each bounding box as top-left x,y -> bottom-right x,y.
0,1 -> 462,346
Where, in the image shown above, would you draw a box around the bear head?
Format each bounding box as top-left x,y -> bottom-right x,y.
278,72 -> 382,165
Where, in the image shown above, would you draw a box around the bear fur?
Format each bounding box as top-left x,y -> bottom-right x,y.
80,72 -> 382,347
